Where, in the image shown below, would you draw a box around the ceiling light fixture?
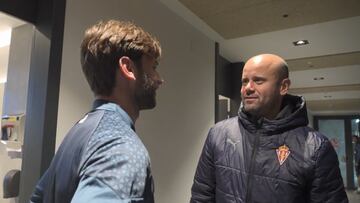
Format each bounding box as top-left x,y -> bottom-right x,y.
0,29 -> 12,48
293,40 -> 309,46
313,77 -> 324,81
307,61 -> 314,68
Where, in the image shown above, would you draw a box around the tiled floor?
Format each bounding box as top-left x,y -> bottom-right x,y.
347,190 -> 360,203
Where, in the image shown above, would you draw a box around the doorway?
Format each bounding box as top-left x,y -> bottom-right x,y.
314,115 -> 360,190
0,11 -> 32,203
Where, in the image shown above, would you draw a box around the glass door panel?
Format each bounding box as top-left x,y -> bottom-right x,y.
352,119 -> 360,188
318,119 -> 347,186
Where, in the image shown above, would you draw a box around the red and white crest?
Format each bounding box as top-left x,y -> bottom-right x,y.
276,145 -> 290,165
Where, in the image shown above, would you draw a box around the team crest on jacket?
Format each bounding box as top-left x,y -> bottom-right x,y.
276,145 -> 290,165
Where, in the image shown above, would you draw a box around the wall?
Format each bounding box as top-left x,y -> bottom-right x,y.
57,0 -> 215,202
2,24 -> 32,116
0,39 -> 9,117
0,143 -> 20,203
0,28 -> 10,203
0,24 -> 33,203
0,86 -> 19,203
307,109 -> 314,128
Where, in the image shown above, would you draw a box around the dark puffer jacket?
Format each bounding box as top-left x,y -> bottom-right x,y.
191,95 -> 348,203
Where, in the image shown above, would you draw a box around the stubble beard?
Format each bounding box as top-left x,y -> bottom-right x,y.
244,103 -> 262,118
135,73 -> 157,110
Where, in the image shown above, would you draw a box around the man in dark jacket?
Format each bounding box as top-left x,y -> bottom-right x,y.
191,54 -> 348,203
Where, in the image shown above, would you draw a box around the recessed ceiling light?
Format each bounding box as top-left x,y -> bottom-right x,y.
293,40 -> 309,46
307,61 -> 313,67
313,77 -> 324,81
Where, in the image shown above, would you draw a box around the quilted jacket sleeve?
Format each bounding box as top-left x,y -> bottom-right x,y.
309,138 -> 348,203
190,128 -> 216,203
29,169 -> 49,203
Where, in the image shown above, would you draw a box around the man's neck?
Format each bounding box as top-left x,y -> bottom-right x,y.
95,95 -> 139,123
263,108 -> 280,120
255,99 -> 283,120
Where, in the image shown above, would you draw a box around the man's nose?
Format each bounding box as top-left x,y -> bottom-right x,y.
157,78 -> 164,86
155,72 -> 164,87
243,81 -> 255,95
245,81 -> 254,90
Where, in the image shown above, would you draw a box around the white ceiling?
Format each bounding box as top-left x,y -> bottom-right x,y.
300,91 -> 360,101
177,0 -> 360,39
290,65 -> 360,88
160,0 -> 360,114
159,1 -> 360,61
221,16 -> 360,61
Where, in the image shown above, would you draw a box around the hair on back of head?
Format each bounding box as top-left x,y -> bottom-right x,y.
278,62 -> 289,81
80,20 -> 161,96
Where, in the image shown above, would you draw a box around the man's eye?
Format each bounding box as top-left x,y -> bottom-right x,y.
253,79 -> 265,84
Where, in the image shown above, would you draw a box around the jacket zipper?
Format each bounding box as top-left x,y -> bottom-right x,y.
245,130 -> 261,202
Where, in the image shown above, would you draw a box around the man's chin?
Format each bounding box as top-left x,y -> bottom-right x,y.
243,106 -> 261,116
244,104 -> 258,112
139,99 -> 156,110
136,91 -> 157,110
141,104 -> 156,110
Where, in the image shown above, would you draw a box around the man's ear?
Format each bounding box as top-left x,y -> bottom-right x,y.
280,78 -> 291,96
119,56 -> 136,80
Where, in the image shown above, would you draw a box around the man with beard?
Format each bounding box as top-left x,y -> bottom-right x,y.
30,20 -> 163,203
191,54 -> 348,203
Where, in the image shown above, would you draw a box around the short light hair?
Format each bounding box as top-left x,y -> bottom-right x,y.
80,20 -> 161,96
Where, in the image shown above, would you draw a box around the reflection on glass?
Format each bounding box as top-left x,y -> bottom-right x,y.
352,119 -> 360,189
318,119 -> 347,185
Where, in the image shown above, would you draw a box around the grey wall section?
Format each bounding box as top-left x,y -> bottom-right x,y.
216,54 -> 243,122
308,109 -> 314,127
216,55 -> 231,98
57,0 -> 215,202
2,24 -> 33,115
